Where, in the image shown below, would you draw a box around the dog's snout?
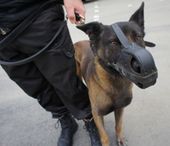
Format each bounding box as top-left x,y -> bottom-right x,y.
131,57 -> 141,74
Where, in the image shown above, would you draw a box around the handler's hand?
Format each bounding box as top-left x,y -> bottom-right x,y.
64,0 -> 85,24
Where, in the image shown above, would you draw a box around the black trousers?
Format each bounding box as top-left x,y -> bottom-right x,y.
0,4 -> 91,119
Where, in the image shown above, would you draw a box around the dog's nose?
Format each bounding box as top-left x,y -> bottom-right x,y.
131,57 -> 141,74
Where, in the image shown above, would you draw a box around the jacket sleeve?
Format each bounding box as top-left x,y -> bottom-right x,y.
57,0 -> 64,4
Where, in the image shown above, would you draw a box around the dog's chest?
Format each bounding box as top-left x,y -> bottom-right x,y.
82,53 -> 133,115
93,83 -> 133,115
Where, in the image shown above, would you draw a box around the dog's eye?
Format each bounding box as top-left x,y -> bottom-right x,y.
134,35 -> 143,42
111,41 -> 118,45
136,35 -> 142,39
110,39 -> 120,46
135,33 -> 144,39
113,41 -> 121,46
108,38 -> 120,46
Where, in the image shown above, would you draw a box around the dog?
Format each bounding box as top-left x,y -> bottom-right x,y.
74,2 -> 154,146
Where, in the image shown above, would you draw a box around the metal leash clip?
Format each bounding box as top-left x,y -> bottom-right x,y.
0,28 -> 7,35
75,12 -> 85,25
66,12 -> 85,25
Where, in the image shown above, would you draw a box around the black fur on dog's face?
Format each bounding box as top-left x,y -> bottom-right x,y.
77,2 -> 155,64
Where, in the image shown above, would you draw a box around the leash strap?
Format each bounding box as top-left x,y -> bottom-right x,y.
0,0 -> 64,66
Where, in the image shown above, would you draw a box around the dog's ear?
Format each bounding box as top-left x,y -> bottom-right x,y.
129,3 -> 156,48
76,22 -> 103,40
144,41 -> 156,47
129,2 -> 144,31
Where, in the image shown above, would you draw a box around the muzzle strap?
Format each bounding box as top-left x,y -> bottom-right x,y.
112,23 -> 131,48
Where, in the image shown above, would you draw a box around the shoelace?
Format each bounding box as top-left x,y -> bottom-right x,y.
55,115 -> 65,129
55,119 -> 60,129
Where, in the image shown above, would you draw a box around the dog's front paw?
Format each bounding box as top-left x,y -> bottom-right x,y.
117,137 -> 128,146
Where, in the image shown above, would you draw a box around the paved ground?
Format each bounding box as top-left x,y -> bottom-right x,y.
0,0 -> 170,146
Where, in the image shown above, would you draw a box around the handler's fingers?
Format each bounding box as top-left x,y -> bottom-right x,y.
66,8 -> 76,24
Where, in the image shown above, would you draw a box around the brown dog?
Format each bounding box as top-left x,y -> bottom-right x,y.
74,3 -> 149,146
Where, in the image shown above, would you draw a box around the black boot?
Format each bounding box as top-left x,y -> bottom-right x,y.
57,114 -> 78,146
84,118 -> 102,146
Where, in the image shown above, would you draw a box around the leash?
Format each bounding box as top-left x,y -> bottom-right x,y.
0,0 -> 64,66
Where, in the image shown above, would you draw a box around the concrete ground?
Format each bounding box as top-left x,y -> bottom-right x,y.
0,0 -> 170,146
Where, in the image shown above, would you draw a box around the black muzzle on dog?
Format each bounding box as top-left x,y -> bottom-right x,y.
110,23 -> 158,89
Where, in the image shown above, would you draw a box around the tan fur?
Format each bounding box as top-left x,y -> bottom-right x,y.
74,40 -> 133,146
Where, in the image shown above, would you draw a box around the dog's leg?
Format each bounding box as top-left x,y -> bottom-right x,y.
114,108 -> 127,146
93,111 -> 110,146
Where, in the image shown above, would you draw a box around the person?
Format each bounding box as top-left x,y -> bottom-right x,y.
0,0 -> 101,146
